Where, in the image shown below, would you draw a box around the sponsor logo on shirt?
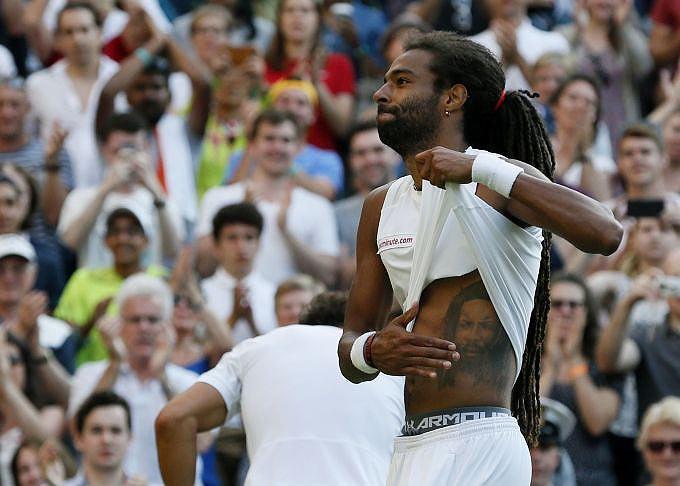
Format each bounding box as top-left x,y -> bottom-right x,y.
378,234 -> 415,252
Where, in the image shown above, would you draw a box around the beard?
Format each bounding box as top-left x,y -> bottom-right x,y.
376,93 -> 441,158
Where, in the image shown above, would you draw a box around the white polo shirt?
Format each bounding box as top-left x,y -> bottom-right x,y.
69,361 -> 200,486
26,57 -> 119,188
199,325 -> 405,486
470,18 -> 569,91
197,182 -> 340,285
201,268 -> 277,345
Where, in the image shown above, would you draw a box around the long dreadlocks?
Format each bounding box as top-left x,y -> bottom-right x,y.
405,32 -> 555,446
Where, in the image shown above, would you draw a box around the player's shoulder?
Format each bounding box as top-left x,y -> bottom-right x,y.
364,176 -> 411,214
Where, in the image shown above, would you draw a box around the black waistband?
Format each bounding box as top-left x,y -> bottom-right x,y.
402,406 -> 512,436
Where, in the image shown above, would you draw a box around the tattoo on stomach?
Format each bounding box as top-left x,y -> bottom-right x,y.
437,279 -> 513,390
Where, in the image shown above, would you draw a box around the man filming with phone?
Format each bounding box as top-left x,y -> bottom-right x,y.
597,243 -> 680,423
58,112 -> 183,269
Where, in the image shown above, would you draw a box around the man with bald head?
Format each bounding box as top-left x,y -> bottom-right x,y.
597,246 -> 680,422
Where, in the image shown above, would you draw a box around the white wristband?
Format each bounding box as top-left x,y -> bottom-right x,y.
471,152 -> 524,198
350,331 -> 379,374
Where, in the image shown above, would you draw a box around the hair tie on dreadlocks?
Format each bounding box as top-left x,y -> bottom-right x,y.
493,90 -> 506,112
518,89 -> 540,99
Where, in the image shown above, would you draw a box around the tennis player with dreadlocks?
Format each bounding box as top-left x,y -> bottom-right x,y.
338,32 -> 623,485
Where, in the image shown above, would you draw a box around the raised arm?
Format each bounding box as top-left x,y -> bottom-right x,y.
156,382 -> 227,486
415,147 -> 623,255
595,271 -> 657,373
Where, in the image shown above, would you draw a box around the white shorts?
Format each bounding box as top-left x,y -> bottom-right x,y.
386,416 -> 531,486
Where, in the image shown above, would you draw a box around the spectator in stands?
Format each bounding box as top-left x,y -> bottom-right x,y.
559,0 -> 652,147
11,438 -> 69,486
608,125 -> 679,221
379,17 -> 431,67
196,68 -> 256,199
550,74 -> 616,201
529,53 -> 569,134
156,291 -> 404,486
0,77 -> 73,227
26,2 -> 118,188
265,0 -> 355,150
173,0 -> 275,54
0,234 -> 74,376
231,78 -> 344,200
57,112 -> 183,269
67,391 -> 140,485
531,398 -> 577,486
597,247 -> 680,423
638,397 -> 680,486
96,33 -> 211,228
0,165 -> 70,308
649,0 -> 680,67
469,0 -> 569,91
169,248 -> 231,373
55,205 -> 167,366
335,120 -> 398,288
541,273 -> 622,486
0,329 -> 69,485
321,0 -> 388,79
274,274 -> 324,326
202,202 -> 276,346
68,274 -> 203,484
197,110 -> 340,286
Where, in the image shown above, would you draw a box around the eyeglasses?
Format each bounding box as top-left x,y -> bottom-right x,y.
551,300 -> 585,310
647,441 -> 680,454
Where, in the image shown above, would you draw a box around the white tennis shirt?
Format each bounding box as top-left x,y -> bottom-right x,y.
199,325 -> 405,486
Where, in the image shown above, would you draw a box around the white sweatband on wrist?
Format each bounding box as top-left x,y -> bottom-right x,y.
350,331 -> 378,374
471,152 -> 524,198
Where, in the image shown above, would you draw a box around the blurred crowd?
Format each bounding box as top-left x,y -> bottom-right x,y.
0,0 -> 679,484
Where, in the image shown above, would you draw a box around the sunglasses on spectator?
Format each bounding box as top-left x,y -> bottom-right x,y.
647,441 -> 680,454
551,300 -> 584,310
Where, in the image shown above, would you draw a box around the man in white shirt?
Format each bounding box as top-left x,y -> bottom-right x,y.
470,0 -> 568,91
156,291 -> 405,486
68,274 -> 202,485
58,112 -> 182,268
26,2 -> 118,188
196,110 -> 340,286
95,31 -> 211,228
201,202 -> 277,345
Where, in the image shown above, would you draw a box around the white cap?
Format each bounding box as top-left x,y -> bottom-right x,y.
105,201 -> 153,237
0,234 -> 36,262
